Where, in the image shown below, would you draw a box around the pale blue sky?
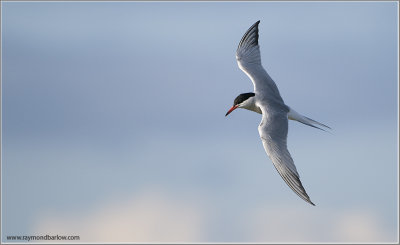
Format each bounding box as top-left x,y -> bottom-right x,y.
1,1 -> 398,243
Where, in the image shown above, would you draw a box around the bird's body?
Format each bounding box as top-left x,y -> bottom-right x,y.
226,21 -> 330,206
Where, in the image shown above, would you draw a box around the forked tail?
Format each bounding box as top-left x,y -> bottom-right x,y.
288,107 -> 331,131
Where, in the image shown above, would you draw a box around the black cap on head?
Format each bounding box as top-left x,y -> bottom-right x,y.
233,92 -> 255,106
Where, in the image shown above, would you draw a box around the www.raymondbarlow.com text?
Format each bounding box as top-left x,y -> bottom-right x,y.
7,234 -> 80,242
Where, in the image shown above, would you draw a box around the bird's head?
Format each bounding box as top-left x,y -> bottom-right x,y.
225,92 -> 256,116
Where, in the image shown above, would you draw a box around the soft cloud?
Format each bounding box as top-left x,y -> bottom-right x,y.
243,204 -> 396,243
332,210 -> 396,243
34,193 -> 397,244
34,190 -> 207,243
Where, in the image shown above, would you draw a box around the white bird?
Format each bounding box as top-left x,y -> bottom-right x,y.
225,20 -> 330,206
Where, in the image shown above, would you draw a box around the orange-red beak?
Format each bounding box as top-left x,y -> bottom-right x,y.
225,105 -> 238,116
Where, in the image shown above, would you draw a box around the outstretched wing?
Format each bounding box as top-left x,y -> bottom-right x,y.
258,110 -> 315,206
236,21 -> 283,101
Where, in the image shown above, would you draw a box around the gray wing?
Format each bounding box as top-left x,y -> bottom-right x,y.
236,21 -> 281,98
258,110 -> 315,206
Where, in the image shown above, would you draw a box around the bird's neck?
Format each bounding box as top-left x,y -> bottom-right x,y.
241,97 -> 262,114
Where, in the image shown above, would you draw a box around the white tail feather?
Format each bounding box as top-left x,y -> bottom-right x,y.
288,108 -> 331,131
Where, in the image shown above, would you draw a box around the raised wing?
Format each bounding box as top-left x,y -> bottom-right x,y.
236,21 -> 282,100
258,110 -> 315,206
236,20 -> 261,66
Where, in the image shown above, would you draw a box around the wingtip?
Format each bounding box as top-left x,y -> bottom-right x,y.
303,195 -> 315,206
237,20 -> 261,51
253,20 -> 260,28
304,197 -> 315,206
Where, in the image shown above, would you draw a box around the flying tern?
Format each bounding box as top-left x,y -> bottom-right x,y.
225,21 -> 330,206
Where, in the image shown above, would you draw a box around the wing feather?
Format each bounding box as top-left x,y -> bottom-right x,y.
258,111 -> 315,206
236,21 -> 282,99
